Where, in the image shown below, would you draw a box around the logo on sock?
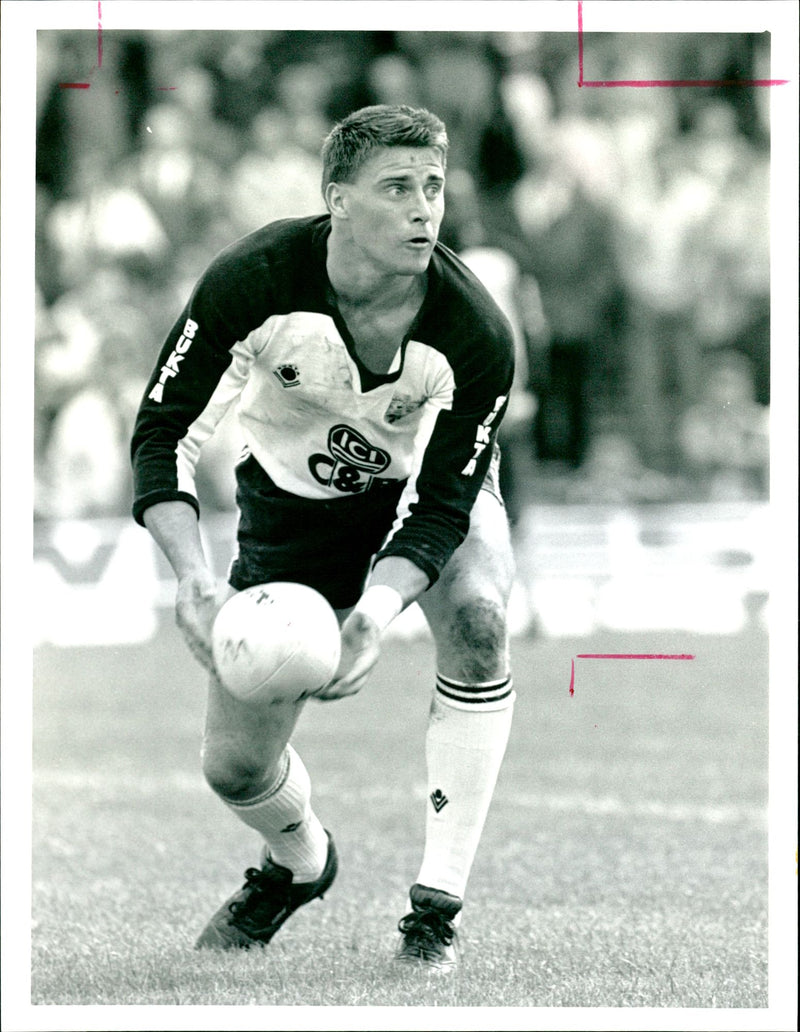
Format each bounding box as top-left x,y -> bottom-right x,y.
429,789 -> 449,813
280,820 -> 303,833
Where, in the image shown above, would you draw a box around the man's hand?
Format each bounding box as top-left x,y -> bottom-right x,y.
143,501 -> 223,676
175,570 -> 221,674
313,559 -> 428,702
314,610 -> 382,701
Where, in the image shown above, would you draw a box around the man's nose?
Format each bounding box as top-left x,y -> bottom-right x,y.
408,189 -> 432,222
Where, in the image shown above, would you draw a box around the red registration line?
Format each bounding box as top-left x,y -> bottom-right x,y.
569,654 -> 695,695
59,0 -> 103,88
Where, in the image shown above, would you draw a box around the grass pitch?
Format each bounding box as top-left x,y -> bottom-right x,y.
29,619 -> 768,1013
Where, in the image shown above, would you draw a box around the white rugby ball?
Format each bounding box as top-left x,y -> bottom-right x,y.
212,582 -> 341,704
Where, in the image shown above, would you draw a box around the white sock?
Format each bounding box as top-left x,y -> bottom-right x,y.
415,674 -> 515,901
222,744 -> 328,883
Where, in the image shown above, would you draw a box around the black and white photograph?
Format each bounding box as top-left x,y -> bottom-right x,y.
1,2 -> 797,1030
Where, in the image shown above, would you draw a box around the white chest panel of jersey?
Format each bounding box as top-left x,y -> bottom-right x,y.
231,311 -> 456,499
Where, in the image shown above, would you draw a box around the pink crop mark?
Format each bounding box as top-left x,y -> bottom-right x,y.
569,653 -> 695,695
577,0 -> 789,88
59,1 -> 101,88
59,3 -> 175,92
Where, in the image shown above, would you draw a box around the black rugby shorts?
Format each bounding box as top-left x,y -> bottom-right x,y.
228,447 -> 504,609
228,455 -> 405,609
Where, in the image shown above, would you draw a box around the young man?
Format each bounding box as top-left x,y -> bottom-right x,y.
131,105 -> 516,972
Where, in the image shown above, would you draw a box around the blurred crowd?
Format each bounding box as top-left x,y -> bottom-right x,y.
35,30 -> 771,521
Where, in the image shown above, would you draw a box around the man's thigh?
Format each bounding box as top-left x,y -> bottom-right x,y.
199,582 -> 306,782
204,551 -> 358,774
418,487 -> 515,680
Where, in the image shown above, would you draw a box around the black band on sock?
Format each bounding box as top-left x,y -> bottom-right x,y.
435,673 -> 513,706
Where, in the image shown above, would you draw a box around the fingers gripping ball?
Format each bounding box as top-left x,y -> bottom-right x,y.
212,583 -> 341,704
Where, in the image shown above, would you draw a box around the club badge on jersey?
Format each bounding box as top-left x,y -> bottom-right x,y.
308,424 -> 400,495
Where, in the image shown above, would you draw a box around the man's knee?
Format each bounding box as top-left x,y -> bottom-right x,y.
201,738 -> 274,801
439,594 -> 509,682
202,675 -> 302,799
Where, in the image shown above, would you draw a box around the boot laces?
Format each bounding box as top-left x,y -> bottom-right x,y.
228,865 -> 291,924
398,907 -> 456,947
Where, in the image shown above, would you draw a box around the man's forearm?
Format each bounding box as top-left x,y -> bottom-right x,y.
142,500 -> 211,580
348,556 -> 430,634
143,500 -> 220,673
367,555 -> 430,608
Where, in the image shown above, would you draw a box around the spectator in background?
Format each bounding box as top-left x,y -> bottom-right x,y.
506,80 -> 622,469
367,52 -> 423,108
34,285 -> 70,517
682,103 -> 770,403
40,365 -> 133,520
226,106 -> 324,236
605,85 -> 701,471
273,61 -> 335,154
677,350 -> 769,502
396,33 -> 497,178
565,428 -> 681,505
164,64 -> 240,167
44,147 -> 169,293
274,60 -> 338,150
599,87 -> 769,473
201,32 -> 276,131
133,102 -> 226,248
36,32 -> 134,201
35,265 -> 160,519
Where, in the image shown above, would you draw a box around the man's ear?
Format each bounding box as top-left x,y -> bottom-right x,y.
325,182 -> 349,219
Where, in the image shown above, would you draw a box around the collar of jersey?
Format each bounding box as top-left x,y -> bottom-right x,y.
312,216 -> 442,394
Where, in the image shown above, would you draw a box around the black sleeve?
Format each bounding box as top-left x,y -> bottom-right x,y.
375,315 -> 514,583
130,256 -> 262,526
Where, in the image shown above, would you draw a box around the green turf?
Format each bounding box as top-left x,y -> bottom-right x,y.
30,620 -> 768,1008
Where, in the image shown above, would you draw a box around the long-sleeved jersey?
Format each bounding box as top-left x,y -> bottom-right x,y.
131,215 -> 514,585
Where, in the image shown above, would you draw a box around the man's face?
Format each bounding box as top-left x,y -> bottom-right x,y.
332,146 -> 446,276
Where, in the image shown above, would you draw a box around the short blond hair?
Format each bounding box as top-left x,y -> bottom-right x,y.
321,104 -> 448,198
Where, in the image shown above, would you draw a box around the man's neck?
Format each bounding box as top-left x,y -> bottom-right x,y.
326,233 -> 425,311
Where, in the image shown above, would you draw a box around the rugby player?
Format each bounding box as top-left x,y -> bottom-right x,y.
131,105 -> 516,972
